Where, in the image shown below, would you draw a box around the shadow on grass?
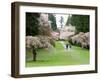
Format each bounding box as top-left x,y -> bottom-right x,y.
27,60 -> 50,63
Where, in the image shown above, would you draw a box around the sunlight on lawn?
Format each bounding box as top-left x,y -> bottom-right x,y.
26,41 -> 89,67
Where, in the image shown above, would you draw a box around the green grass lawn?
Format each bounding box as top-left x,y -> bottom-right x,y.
26,41 -> 89,67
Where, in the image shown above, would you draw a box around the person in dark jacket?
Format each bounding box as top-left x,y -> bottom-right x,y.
66,41 -> 72,50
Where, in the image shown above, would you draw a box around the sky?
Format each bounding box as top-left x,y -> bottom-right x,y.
55,14 -> 69,28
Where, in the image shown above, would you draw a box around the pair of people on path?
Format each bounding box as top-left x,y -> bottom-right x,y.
65,41 -> 72,50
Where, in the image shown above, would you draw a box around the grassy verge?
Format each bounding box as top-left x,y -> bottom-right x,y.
26,41 -> 89,67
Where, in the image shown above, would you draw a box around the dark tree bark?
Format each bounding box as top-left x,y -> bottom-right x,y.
32,47 -> 37,61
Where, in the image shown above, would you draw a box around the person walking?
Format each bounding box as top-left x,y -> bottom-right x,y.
65,41 -> 72,50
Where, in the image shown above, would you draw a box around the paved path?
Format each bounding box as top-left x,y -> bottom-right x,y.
60,41 -> 67,50
60,41 -> 72,51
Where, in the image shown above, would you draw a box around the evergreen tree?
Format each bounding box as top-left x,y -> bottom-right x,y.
26,13 -> 40,36
66,15 -> 71,26
66,15 -> 89,33
59,16 -> 64,28
48,14 -> 57,31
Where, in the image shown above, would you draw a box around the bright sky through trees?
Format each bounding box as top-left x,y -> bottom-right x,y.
55,14 -> 69,28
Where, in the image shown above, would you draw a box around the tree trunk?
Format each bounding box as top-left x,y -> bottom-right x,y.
32,47 -> 37,61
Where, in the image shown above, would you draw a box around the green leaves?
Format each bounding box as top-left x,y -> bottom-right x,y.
66,15 -> 89,33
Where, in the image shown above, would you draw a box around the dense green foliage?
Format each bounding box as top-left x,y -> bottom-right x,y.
66,15 -> 71,26
48,14 -> 57,31
26,13 -> 40,36
66,15 -> 89,33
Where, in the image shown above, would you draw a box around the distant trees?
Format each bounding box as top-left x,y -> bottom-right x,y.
48,14 -> 57,31
66,15 -> 89,33
59,16 -> 64,28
